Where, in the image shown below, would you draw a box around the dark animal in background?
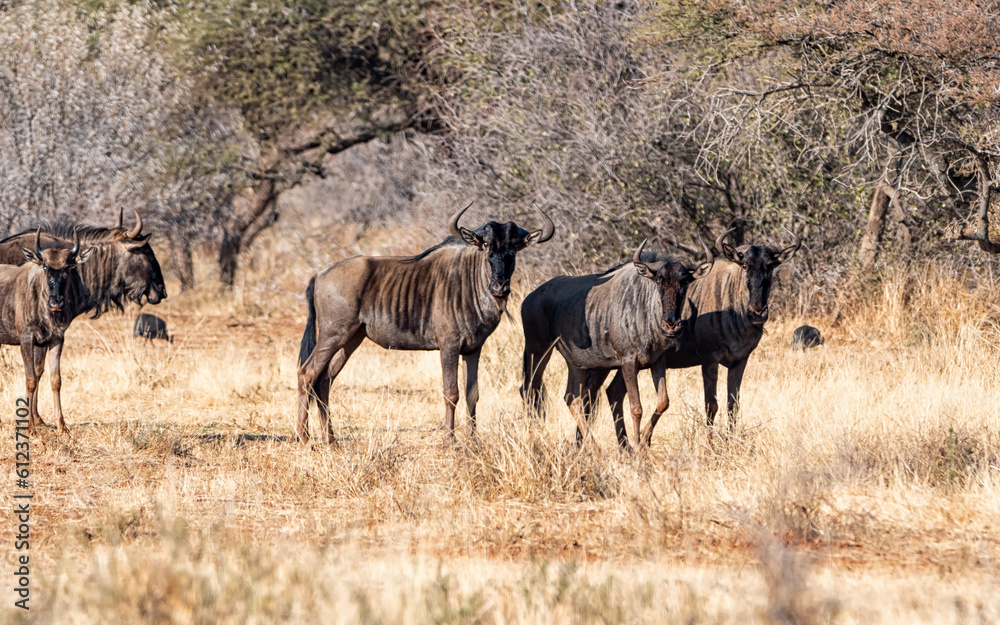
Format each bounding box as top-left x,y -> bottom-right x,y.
297,203 -> 555,444
520,240 -> 714,449
134,313 -> 172,343
792,325 -> 824,349
606,228 -> 801,435
0,229 -> 92,434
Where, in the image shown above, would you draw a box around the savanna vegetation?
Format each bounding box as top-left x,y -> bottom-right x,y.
2,1 -> 1000,623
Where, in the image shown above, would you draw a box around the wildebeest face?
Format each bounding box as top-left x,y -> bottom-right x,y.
720,233 -> 799,326
117,233 -> 167,305
459,221 -> 533,299
451,203 -> 555,300
21,229 -> 92,313
634,240 -> 713,338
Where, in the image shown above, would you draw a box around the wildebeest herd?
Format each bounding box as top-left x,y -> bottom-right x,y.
1,205 -> 810,450
297,205 -> 803,450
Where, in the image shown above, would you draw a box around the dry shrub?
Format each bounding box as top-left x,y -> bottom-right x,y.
314,426 -> 412,498
835,424 -> 995,492
118,421 -> 194,458
456,415 -> 621,503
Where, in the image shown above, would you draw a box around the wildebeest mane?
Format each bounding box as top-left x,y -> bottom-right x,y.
6,221 -> 119,243
400,237 -> 466,264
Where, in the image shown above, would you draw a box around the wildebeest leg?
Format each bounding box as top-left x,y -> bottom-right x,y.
725,358 -> 749,432
521,341 -> 555,417
19,341 -> 42,433
48,339 -> 69,434
605,370 -> 629,450
702,362 -> 720,427
620,360 -> 643,451
463,348 -> 481,438
316,331 -> 364,445
441,345 -> 461,444
297,324 -> 361,444
565,365 -> 589,445
639,359 -> 668,447
580,368 -> 609,444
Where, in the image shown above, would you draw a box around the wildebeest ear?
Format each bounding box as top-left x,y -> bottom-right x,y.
775,244 -> 798,264
75,247 -> 94,264
524,228 -> 545,246
459,227 -> 484,248
721,243 -> 743,263
121,233 -> 151,249
634,261 -> 656,280
692,260 -> 714,280
20,247 -> 41,265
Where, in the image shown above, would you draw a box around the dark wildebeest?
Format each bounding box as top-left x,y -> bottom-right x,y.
297,204 -> 555,444
605,228 -> 801,438
0,209 -> 167,312
0,210 -> 167,430
792,325 -> 824,349
134,313 -> 172,343
520,241 -> 714,449
0,230 -> 92,433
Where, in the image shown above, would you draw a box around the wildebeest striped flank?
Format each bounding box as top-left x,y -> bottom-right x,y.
606,228 -> 801,435
520,240 -> 714,449
0,230 -> 92,433
297,204 -> 555,444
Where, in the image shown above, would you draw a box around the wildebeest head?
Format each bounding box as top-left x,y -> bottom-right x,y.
449,203 -> 555,299
21,228 -> 92,313
112,210 -> 167,305
633,239 -> 714,338
716,228 -> 800,325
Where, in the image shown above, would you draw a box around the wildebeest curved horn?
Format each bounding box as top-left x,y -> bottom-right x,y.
714,227 -> 737,254
448,201 -> 474,238
126,209 -> 142,239
534,207 -> 555,243
34,228 -> 43,259
633,238 -> 648,264
782,227 -> 801,252
116,206 -> 124,229
70,227 -> 79,257
701,239 -> 714,265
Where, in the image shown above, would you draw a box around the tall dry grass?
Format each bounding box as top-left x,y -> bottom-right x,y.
2,240 -> 1000,623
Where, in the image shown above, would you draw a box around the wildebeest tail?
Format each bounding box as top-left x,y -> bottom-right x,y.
298,277 -> 317,367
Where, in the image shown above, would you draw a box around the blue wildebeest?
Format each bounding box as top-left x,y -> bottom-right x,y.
0,230 -> 92,433
0,210 -> 167,312
792,325 -> 824,349
297,204 -> 555,444
605,228 -> 801,438
0,210 -> 167,431
520,241 -> 714,449
134,313 -> 173,343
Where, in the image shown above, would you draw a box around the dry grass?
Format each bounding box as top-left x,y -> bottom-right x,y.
2,243 -> 1000,623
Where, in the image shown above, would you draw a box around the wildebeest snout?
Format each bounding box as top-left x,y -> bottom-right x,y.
748,305 -> 769,324
489,279 -> 510,298
661,319 -> 683,337
48,293 -> 65,312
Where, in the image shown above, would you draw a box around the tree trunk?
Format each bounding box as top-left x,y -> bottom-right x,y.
219,178 -> 276,289
859,183 -> 892,273
859,141 -> 902,272
173,236 -> 195,291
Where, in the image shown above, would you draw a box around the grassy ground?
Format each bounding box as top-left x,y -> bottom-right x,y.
2,245 -> 1000,623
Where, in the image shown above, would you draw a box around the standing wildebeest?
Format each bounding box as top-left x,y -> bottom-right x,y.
520,241 -> 714,449
134,313 -> 173,343
0,210 -> 167,311
0,210 -> 167,430
605,228 -> 801,438
0,230 -> 91,433
792,325 -> 824,349
297,204 -> 555,444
